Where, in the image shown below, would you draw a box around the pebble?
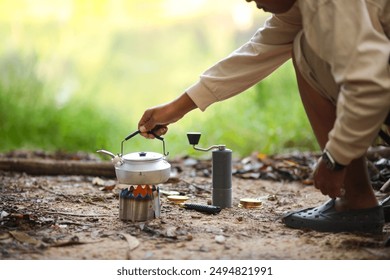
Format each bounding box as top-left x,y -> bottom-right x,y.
215,235 -> 226,244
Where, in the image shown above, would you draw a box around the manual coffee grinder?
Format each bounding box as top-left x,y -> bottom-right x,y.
187,132 -> 232,208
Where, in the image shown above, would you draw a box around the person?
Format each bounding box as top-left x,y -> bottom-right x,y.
138,0 -> 390,234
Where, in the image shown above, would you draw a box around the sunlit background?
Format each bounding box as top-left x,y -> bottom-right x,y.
0,0 -> 316,159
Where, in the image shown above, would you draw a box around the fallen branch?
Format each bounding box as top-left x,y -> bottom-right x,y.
0,158 -> 115,177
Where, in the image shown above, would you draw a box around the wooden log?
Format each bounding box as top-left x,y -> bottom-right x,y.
0,158 -> 115,177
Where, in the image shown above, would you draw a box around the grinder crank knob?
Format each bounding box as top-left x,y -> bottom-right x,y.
187,132 -> 201,145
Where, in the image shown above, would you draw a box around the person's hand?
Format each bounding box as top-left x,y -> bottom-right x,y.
138,93 -> 197,139
313,157 -> 347,198
138,104 -> 175,139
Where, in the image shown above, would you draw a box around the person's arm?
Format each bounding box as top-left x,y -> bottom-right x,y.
187,4 -> 302,111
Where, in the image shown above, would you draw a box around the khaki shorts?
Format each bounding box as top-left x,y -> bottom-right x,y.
293,31 -> 390,125
293,31 -> 339,105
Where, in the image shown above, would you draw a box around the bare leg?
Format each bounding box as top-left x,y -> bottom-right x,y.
292,57 -> 378,211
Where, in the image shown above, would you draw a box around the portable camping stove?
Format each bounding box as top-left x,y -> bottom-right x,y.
119,184 -> 161,222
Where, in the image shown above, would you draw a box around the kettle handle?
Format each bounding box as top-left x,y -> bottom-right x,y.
121,130 -> 168,157
124,130 -> 141,141
124,129 -> 164,141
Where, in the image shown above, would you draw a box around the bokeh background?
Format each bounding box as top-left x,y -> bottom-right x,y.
0,0 -> 317,159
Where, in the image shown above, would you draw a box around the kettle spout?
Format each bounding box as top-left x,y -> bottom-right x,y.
97,149 -> 116,159
97,150 -> 123,166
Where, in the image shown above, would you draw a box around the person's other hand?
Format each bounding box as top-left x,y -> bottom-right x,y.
313,157 -> 347,198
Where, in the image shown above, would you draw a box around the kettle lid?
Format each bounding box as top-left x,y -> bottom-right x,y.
122,151 -> 163,162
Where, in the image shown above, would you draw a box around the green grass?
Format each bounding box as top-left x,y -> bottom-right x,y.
0,52 -> 318,159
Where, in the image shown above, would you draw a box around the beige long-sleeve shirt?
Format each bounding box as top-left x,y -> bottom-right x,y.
186,0 -> 390,165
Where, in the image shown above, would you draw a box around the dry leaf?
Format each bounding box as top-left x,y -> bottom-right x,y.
0,232 -> 11,240
165,227 -> 177,238
9,231 -> 40,245
120,233 -> 140,251
92,177 -> 105,186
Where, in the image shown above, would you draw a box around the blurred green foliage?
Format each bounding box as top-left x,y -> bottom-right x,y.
0,52 -> 121,152
0,0 -> 317,158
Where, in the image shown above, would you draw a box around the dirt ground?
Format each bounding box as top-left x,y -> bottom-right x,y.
1,150 -> 390,260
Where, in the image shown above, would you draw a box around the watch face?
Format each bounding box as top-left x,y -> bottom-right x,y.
322,152 -> 335,170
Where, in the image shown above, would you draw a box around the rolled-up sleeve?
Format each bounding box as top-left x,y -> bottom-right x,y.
186,4 -> 302,111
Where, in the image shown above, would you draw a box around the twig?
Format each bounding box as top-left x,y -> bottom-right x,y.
181,179 -> 211,193
56,220 -> 96,227
362,248 -> 390,259
50,238 -> 104,248
39,185 -> 71,199
84,200 -> 111,209
45,211 -> 110,217
39,186 -> 110,207
380,178 -> 390,193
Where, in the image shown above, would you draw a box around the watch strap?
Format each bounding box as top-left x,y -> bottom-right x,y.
322,149 -> 345,171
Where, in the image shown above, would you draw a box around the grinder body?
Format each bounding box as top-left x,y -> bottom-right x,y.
212,148 -> 232,208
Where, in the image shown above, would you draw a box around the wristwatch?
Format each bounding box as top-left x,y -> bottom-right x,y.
321,149 -> 345,171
